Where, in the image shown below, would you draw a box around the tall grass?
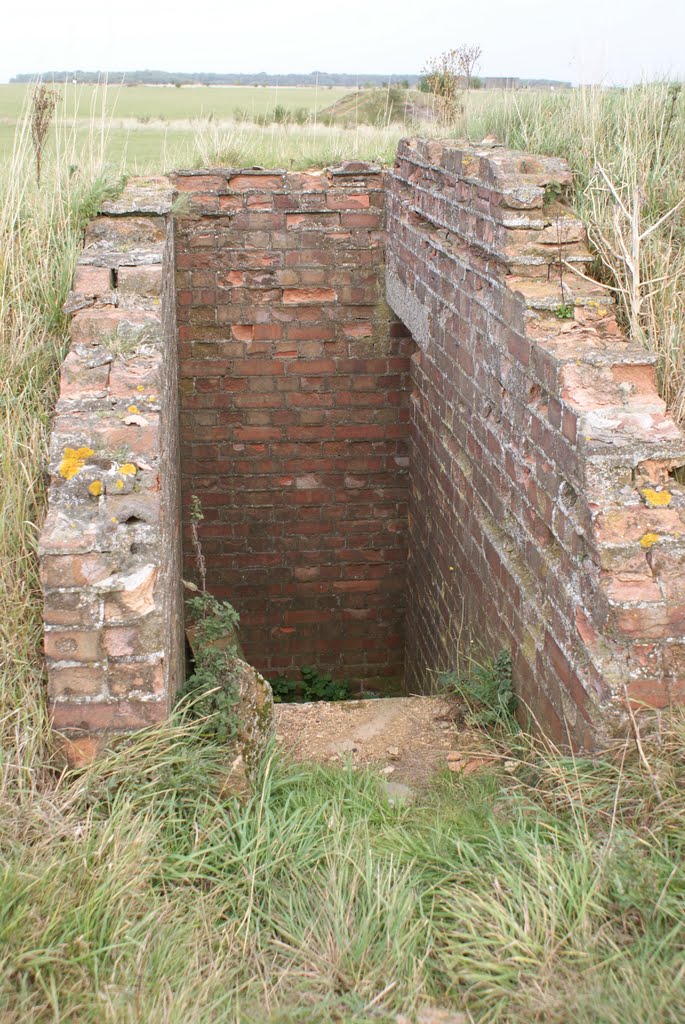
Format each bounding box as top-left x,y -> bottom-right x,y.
1,719 -> 684,1022
190,119 -> 406,170
462,84 -> 685,418
0,98 -> 119,770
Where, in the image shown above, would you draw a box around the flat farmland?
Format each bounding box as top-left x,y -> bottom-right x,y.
0,83 -> 352,120
0,83 -> 362,168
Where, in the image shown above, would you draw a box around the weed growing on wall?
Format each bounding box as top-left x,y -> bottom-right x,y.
188,493 -> 207,591
272,666 -> 351,703
441,649 -> 517,729
176,592 -> 242,743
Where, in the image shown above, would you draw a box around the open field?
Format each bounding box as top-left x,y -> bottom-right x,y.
1,85 -> 684,1022
0,83 -> 358,161
0,83 -> 353,122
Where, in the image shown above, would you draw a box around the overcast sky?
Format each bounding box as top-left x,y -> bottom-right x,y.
2,0 -> 684,86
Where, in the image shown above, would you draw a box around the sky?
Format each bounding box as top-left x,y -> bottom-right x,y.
2,0 -> 684,86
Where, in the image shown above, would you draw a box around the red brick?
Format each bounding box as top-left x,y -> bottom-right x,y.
326,193 -> 371,210
50,698 -> 167,732
340,212 -> 382,229
45,629 -> 101,662
282,288 -> 337,304
48,664 -> 105,698
228,174 -> 284,191
175,174 -> 227,191
236,359 -> 285,376
73,265 -> 111,294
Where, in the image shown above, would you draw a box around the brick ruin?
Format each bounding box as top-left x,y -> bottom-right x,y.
174,164 -> 411,688
40,140 -> 685,764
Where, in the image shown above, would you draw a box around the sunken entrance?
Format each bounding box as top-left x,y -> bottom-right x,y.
41,141 -> 685,762
174,163 -> 414,693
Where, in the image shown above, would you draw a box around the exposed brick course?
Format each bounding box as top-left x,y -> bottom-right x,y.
173,165 -> 412,687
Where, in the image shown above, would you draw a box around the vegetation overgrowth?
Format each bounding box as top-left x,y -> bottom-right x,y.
1,84 -> 685,1021
2,715 -> 684,1021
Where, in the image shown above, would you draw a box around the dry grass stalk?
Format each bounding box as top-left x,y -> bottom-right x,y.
29,84 -> 58,184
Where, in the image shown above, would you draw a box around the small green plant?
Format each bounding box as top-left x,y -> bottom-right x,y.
270,666 -> 351,703
271,675 -> 298,703
301,666 -> 351,702
543,181 -> 563,206
441,649 -> 516,729
554,302 -> 575,319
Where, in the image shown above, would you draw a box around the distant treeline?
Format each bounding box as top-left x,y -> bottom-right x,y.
10,70 -> 422,87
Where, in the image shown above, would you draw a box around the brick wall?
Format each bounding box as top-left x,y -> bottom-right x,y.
173,165 -> 412,688
39,177 -> 184,765
40,141 -> 685,761
386,139 -> 685,747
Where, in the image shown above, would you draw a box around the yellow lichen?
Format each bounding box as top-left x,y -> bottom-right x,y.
58,446 -> 94,480
115,479 -> 124,490
640,532 -> 660,549
119,463 -> 137,476
88,480 -> 103,497
641,487 -> 672,508
127,405 -> 140,414
136,384 -> 145,392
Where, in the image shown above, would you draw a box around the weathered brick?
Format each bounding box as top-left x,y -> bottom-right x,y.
117,264 -> 163,297
45,629 -> 101,662
282,287 -> 337,305
41,173 -> 184,764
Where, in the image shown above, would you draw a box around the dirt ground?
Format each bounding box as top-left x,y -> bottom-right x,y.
274,695 -> 486,792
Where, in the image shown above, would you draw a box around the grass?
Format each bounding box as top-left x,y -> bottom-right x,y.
1,85 -> 685,1021
0,83 -> 352,122
1,718 -> 684,1022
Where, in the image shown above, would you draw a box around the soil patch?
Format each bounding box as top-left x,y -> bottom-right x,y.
274,695 -> 480,790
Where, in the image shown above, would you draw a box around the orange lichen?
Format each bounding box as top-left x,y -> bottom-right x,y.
88,480 -> 103,497
58,446 -> 94,480
640,532 -> 660,549
641,488 -> 672,508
